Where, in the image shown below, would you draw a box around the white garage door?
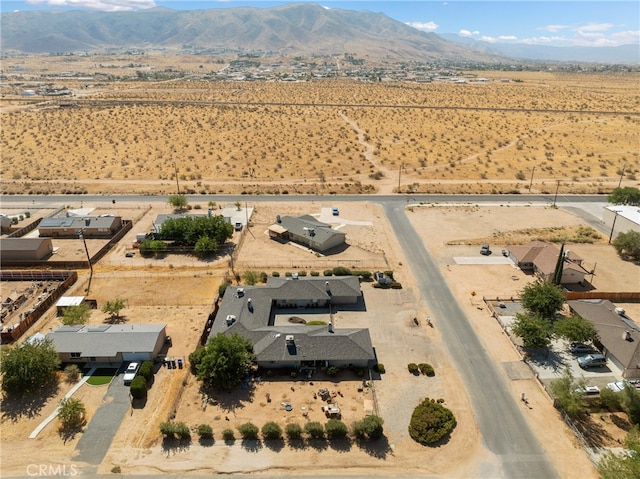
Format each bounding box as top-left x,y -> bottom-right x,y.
122,352 -> 152,362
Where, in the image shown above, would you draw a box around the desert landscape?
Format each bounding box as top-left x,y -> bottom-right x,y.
1,57 -> 638,196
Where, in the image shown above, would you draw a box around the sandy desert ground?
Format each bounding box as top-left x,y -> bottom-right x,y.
1,199 -> 637,478
1,63 -> 638,196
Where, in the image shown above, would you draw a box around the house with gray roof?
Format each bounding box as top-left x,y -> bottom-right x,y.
567,299 -> 640,379
209,277 -> 375,370
508,241 -> 589,284
0,238 -> 53,262
46,324 -> 167,364
38,215 -> 123,238
268,215 -> 345,252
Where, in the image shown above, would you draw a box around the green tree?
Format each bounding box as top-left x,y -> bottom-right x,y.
159,215 -> 232,246
521,281 -> 565,319
61,303 -> 91,325
511,312 -> 554,349
237,422 -> 259,440
139,239 -> 168,258
408,398 -> 456,445
554,315 -> 597,344
194,235 -> 219,258
598,425 -> 640,478
549,368 -> 587,419
261,421 -> 283,440
352,415 -> 384,440
608,187 -> 640,206
612,230 -> 640,261
1,338 -> 60,396
620,384 -> 640,425
191,333 -> 254,391
324,418 -> 348,439
197,424 -> 213,440
57,398 -> 86,431
101,298 -> 126,322
129,376 -> 147,399
168,194 -> 188,211
552,243 -> 565,285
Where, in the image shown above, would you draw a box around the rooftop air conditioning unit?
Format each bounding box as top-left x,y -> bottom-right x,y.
226,315 -> 236,326
237,288 -> 244,297
285,335 -> 295,344
615,308 -> 626,316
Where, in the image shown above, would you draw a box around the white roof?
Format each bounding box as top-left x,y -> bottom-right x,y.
605,205 -> 640,225
55,296 -> 85,307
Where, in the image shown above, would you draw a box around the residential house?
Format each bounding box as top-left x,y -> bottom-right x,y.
46,324 -> 167,364
568,300 -> 640,379
508,241 -> 588,284
38,215 -> 123,238
268,215 -> 346,253
208,276 -> 375,370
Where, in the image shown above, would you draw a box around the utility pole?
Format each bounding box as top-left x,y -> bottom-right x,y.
608,210 -> 621,244
552,180 -> 560,208
618,164 -> 626,188
398,163 -> 403,193
80,230 -> 93,293
173,162 -> 181,195
528,166 -> 535,191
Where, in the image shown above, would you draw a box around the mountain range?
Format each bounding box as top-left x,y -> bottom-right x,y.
1,3 -> 637,65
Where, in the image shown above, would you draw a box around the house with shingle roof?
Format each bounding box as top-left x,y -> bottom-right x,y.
567,300 -> 640,379
268,215 -> 346,253
508,241 -> 589,284
38,215 -> 123,238
46,324 -> 167,364
208,276 -> 375,370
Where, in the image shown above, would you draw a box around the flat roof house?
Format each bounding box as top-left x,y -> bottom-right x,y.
268,215 -> 346,253
567,300 -> 640,379
39,215 -> 123,238
46,324 -> 167,364
208,276 -> 375,370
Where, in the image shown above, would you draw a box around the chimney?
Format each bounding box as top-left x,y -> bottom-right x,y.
624,330 -> 632,341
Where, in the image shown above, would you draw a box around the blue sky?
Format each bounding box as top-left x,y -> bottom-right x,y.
3,1 -> 639,47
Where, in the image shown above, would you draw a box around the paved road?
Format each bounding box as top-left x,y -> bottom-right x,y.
74,368 -> 131,466
382,203 -> 558,479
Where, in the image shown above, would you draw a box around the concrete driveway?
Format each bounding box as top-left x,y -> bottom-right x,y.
74,367 -> 131,465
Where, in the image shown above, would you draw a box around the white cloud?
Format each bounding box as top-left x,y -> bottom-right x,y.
498,35 -> 517,41
26,0 -> 155,12
406,21 -> 439,32
459,29 -> 479,37
540,24 -> 570,33
577,23 -> 615,32
480,36 -> 497,43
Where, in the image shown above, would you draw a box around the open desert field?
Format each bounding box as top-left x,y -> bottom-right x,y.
1,57 -> 638,196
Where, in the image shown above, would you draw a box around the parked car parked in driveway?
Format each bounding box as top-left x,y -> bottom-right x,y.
569,342 -> 593,354
607,381 -> 628,393
480,244 -> 491,255
578,353 -> 607,369
123,362 -> 140,385
576,385 -> 600,395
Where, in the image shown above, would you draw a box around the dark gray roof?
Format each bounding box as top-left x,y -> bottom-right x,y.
567,300 -> 640,370
209,277 -> 372,364
46,324 -> 166,357
0,238 -> 51,251
277,215 -> 345,246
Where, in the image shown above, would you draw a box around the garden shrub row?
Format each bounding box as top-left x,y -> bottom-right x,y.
408,363 -> 435,376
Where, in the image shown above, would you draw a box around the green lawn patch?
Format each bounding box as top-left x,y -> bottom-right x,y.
85,368 -> 117,386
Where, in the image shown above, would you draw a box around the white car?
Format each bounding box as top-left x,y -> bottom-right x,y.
123,362 -> 140,385
576,385 -> 600,395
607,381 -> 628,393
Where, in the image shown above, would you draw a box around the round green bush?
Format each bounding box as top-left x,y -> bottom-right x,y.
373,363 -> 385,374
222,428 -> 235,441
408,363 -> 419,375
304,421 -> 325,439
323,269 -> 333,276
285,423 -> 303,440
352,415 -> 384,440
325,418 -> 348,439
129,376 -> 147,399
197,424 -> 213,439
326,366 -> 340,377
261,421 -> 283,440
408,398 -> 456,445
418,363 -> 435,376
310,271 -> 320,276
237,422 -> 259,440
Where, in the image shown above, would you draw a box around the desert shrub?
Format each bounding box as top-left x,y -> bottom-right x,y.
242,270 -> 259,285
222,428 -> 235,441
408,398 -> 456,445
373,363 -> 385,374
197,424 -> 213,439
261,421 -> 283,440
325,419 -> 348,439
323,269 -> 333,276
383,270 -> 394,279
298,270 -> 307,276
174,422 -> 191,440
24,211 -> 31,218
332,266 -> 351,276
408,363 -> 419,375
310,271 -> 320,276
63,364 -> 81,383
390,282 -> 403,289
354,368 -> 365,378
351,270 -> 372,279
237,422 -> 259,440
285,272 -> 292,277
326,366 -> 340,377
352,415 -> 384,440
418,363 -> 435,376
306,320 -> 327,326
285,422 -> 303,440
272,271 -> 280,277
259,272 -> 268,283
160,422 -> 175,437
129,376 -> 147,399
218,283 -> 229,297
304,421 -> 325,439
